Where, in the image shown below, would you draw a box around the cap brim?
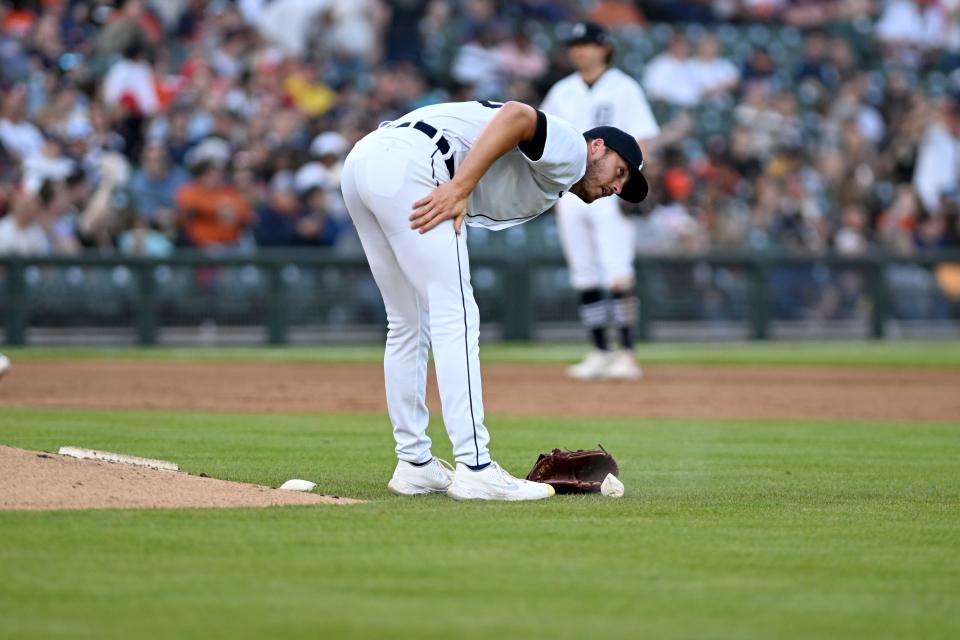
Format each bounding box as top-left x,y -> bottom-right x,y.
619,168 -> 648,203
565,37 -> 606,47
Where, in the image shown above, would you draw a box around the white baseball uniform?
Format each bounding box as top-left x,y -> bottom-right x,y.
341,101 -> 586,466
541,68 -> 659,290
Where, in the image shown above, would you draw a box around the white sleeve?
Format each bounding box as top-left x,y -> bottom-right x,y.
525,113 -> 586,186
622,83 -> 660,140
642,58 -> 667,101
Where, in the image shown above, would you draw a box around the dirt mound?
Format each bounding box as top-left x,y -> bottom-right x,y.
0,445 -> 361,511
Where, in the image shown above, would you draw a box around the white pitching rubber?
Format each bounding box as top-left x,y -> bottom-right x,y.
279,479 -> 317,492
57,446 -> 179,471
601,473 -> 624,498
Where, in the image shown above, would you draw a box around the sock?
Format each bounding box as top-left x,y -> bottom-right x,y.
590,327 -> 608,351
611,290 -> 638,351
466,462 -> 491,471
408,458 -> 433,467
579,288 -> 608,351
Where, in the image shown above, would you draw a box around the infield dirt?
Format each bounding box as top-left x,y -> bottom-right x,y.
2,360 -> 958,511
1,360 -> 958,422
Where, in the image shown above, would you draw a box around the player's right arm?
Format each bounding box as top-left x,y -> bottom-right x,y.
409,101 -> 539,234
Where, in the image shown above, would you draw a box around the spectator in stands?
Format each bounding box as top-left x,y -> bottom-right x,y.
302,131 -> 349,220
116,207 -> 174,257
21,135 -> 74,195
298,185 -> 344,247
452,25 -> 506,99
128,141 -> 188,239
876,0 -> 937,56
74,155 -> 128,249
589,0 -> 646,28
0,180 -> 56,256
0,86 -> 44,163
795,29 -> 836,90
253,172 -> 304,247
0,0 -> 953,269
102,39 -> 159,119
93,0 -> 162,59
175,159 -> 252,250
495,30 -> 549,84
829,74 -> 886,145
643,34 -> 701,108
735,83 -> 789,158
913,97 -> 960,214
827,35 -> 858,86
740,46 -> 777,89
638,150 -> 706,254
689,34 -> 740,102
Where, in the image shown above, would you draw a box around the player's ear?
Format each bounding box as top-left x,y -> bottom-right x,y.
588,137 -> 605,156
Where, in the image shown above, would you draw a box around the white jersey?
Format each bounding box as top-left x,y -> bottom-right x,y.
540,68 -> 660,140
390,101 -> 587,230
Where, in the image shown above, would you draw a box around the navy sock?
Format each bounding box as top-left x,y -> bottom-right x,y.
591,327 -> 608,351
466,462 -> 491,471
408,458 -> 433,467
611,290 -> 637,350
580,288 -> 608,351
619,326 -> 634,350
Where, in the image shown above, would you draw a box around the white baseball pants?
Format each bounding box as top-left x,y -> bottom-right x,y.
341,126 -> 490,467
555,191 -> 636,290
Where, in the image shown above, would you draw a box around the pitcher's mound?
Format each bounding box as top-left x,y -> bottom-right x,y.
0,445 -> 361,511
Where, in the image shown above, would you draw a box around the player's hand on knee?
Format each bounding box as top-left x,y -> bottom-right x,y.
411,181 -> 469,235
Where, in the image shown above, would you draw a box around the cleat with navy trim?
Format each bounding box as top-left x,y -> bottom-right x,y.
447,461 -> 555,501
387,458 -> 455,496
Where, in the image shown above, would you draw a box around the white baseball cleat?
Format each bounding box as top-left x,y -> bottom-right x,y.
604,349 -> 643,381
387,457 -> 455,496
566,350 -> 611,380
447,461 -> 555,501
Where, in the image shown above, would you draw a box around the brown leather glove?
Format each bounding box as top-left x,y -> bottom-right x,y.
526,446 -> 619,494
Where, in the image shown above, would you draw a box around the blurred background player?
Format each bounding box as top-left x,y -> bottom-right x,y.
541,22 -> 660,381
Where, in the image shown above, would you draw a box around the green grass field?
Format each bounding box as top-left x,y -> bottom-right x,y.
1,343 -> 959,639
6,338 -> 960,367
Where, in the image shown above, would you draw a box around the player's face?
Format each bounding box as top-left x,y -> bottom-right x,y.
568,43 -> 608,71
574,148 -> 630,203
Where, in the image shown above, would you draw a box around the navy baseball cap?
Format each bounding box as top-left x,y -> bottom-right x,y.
565,21 -> 609,47
584,126 -> 649,203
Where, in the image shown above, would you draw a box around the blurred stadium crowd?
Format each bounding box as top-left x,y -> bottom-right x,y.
0,0 -> 958,269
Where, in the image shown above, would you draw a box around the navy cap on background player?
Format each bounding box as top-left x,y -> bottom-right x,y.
583,126 -> 648,203
565,21 -> 609,47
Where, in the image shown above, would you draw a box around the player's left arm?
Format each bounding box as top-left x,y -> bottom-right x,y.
410,101 -> 539,234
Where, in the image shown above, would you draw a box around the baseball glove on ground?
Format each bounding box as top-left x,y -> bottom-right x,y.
526,446 -> 619,494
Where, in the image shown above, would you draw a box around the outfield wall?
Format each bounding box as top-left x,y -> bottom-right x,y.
3,249 -> 960,346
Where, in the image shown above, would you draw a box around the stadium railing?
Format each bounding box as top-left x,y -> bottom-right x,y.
3,248 -> 960,346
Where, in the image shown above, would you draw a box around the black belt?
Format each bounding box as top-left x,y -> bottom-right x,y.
395,121 -> 455,179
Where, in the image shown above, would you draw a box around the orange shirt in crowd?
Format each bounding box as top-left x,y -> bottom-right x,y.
175,182 -> 252,247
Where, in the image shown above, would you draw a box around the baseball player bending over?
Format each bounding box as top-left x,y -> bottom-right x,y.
541,22 -> 660,381
341,99 -> 648,501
